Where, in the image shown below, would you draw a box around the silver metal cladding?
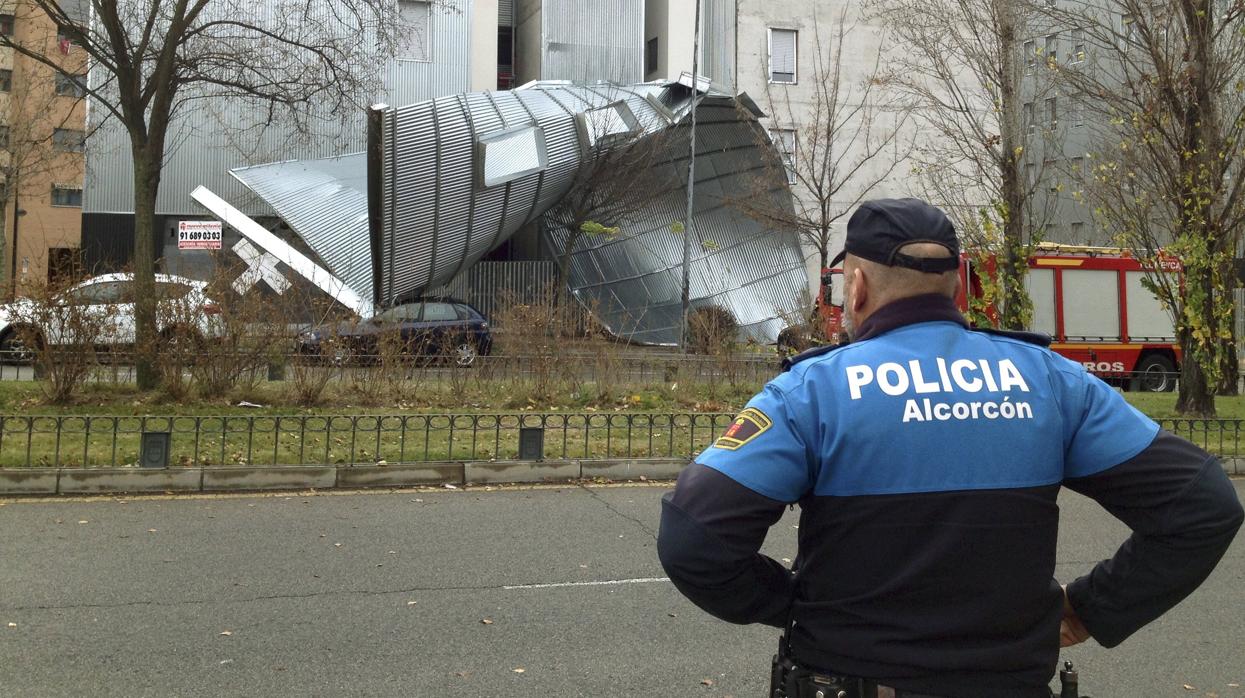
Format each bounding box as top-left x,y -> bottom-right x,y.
233,80 -> 807,344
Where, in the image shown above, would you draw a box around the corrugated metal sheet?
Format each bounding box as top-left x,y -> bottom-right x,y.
83,0 -> 476,216
236,80 -> 806,345
701,0 -> 736,92
540,0 -> 644,83
499,0 -> 513,26
428,260 -> 556,319
229,153 -> 374,301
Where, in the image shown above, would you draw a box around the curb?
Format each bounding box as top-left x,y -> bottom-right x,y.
0,458 -> 689,496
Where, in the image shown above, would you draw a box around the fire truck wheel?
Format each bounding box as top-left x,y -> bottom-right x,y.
1135,354 -> 1177,393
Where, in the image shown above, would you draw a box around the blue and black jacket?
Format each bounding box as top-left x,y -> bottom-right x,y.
657,294 -> 1242,698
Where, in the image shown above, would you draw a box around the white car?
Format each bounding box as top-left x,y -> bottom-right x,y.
0,273 -> 224,362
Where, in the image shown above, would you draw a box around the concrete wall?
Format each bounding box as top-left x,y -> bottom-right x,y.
471,0 -> 501,90
514,0 -> 544,83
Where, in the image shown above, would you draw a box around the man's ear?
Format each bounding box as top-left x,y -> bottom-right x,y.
851,267 -> 868,312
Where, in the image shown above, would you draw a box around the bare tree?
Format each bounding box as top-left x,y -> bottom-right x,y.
1036,0 -> 1245,415
732,7 -> 913,274
542,99 -> 678,312
0,0 -> 414,389
874,0 -> 1060,329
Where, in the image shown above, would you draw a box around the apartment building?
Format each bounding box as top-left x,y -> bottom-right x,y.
653,0 -> 912,294
0,0 -> 87,291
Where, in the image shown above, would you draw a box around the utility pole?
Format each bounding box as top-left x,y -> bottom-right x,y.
679,0 -> 702,353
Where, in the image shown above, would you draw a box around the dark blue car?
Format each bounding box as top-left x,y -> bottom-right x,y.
297,299 -> 493,366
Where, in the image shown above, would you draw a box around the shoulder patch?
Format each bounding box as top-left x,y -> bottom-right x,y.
713,407 -> 773,450
971,327 -> 1052,347
782,341 -> 848,371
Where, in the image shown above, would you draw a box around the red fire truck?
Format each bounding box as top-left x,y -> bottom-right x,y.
790,244 -> 1182,391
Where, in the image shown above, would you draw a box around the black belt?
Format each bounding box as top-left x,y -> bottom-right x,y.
788,669 -> 949,698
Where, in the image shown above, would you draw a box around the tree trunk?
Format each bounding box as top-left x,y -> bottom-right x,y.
1217,257 -> 1239,395
1176,328 -> 1216,416
132,153 -> 161,390
996,0 -> 1027,331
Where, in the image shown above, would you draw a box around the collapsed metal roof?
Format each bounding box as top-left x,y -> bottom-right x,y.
230,80 -> 808,345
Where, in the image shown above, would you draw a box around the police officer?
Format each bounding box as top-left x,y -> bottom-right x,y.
657,198 -> 1243,698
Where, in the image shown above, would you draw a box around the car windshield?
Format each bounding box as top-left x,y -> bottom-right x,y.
373,304 -> 422,323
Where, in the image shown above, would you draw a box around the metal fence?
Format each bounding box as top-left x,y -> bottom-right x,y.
0,412 -> 1241,472
0,413 -> 738,468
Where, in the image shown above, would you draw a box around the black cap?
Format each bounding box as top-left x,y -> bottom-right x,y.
829,198 -> 959,273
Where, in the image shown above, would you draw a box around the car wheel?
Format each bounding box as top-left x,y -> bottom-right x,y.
453,341 -> 478,367
0,328 -> 40,365
1135,354 -> 1177,392
329,343 -> 354,366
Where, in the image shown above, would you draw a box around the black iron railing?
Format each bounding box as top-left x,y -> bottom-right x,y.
0,413 -> 738,468
0,413 -> 1240,473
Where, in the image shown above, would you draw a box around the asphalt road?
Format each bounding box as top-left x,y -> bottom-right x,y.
1,481 -> 1242,698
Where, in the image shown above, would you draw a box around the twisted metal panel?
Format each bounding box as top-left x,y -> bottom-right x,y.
234,80 -> 807,344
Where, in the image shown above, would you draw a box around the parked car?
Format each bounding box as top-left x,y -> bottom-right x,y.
297,299 -> 493,366
0,273 -> 223,363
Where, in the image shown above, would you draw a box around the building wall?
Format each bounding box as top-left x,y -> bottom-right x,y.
515,0 -> 644,84
737,0 -> 914,295
1,0 -> 87,291
471,0 -> 500,90
83,0 -> 486,218
645,0 -> 733,91
513,0 -> 543,83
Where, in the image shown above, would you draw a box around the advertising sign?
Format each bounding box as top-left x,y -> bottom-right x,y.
178,220 -> 223,250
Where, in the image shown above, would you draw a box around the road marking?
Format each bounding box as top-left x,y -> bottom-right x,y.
503,577 -> 670,590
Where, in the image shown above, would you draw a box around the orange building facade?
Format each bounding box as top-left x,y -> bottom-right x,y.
0,0 -> 86,294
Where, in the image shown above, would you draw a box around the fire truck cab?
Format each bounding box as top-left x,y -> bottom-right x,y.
796,245 -> 1181,392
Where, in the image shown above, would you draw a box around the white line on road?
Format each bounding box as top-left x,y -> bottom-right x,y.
503,577 -> 670,590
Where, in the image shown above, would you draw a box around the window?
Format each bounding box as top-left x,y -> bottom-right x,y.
1024,101 -> 1035,135
578,101 -> 640,149
769,28 -> 797,83
1071,156 -> 1085,173
0,14 -> 13,36
1070,100 -> 1084,127
1071,221 -> 1086,242
422,302 -> 458,321
51,184 -> 83,207
53,128 -> 85,152
1122,14 -> 1136,44
1045,159 -> 1058,192
56,73 -> 87,98
375,303 -> 422,322
1045,97 -> 1057,128
0,69 -> 11,93
1071,28 -> 1086,63
1045,34 -> 1058,66
1024,40 -> 1036,74
1024,162 -> 1036,188
397,0 -> 431,62
0,126 -> 9,150
646,37 -> 659,76
773,129 -> 797,184
478,125 -> 548,187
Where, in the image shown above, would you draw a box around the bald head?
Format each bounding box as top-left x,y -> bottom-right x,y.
841,242 -> 960,338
